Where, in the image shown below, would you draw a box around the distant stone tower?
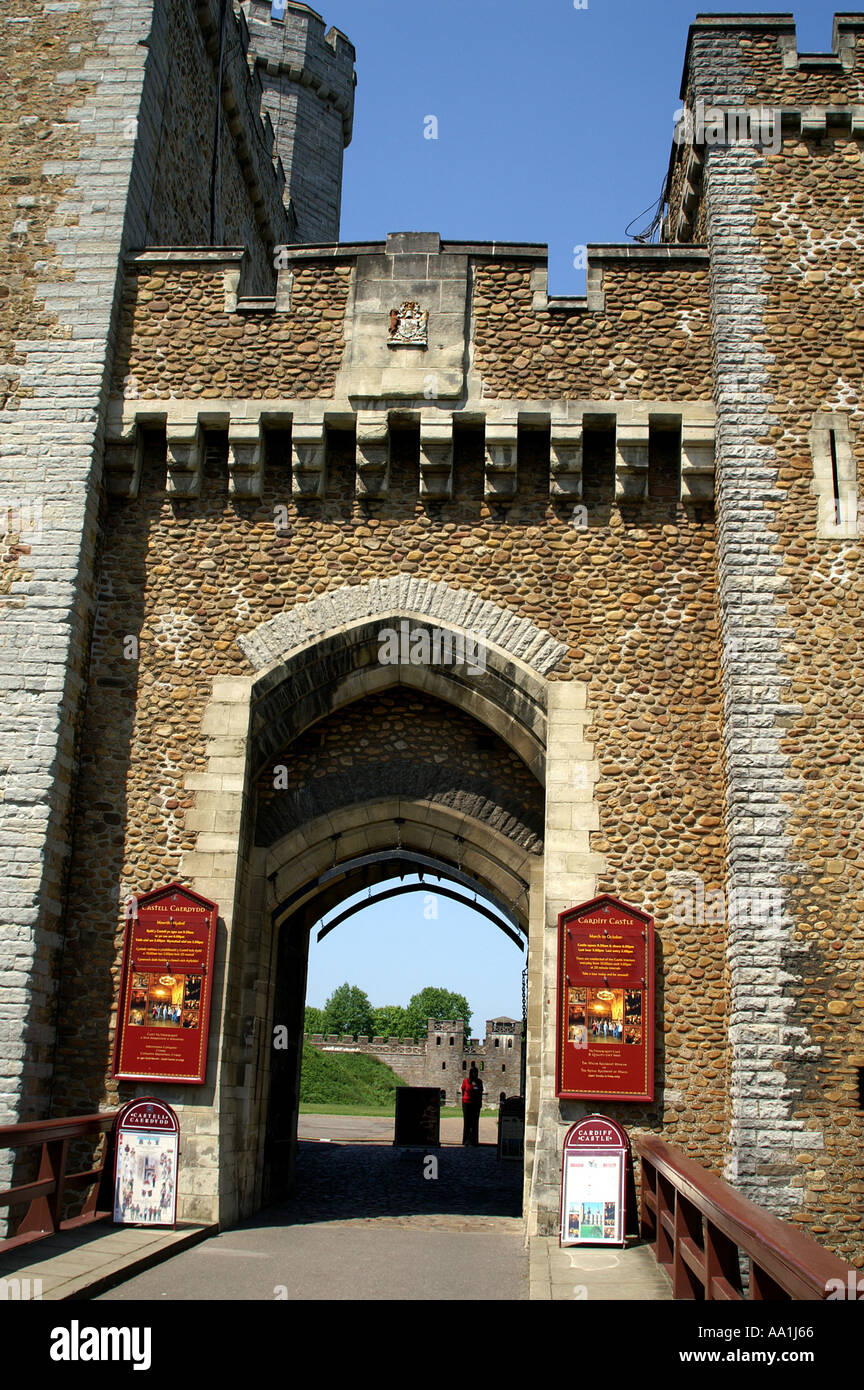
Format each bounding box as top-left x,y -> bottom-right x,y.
242,0 -> 356,243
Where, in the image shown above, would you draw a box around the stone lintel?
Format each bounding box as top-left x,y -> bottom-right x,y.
126,247 -> 248,265
585,244 -> 708,262
273,238 -> 549,264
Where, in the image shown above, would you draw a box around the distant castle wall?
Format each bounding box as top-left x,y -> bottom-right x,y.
306,1018 -> 524,1108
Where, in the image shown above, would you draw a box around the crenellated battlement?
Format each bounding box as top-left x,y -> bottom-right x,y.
305,1018 -> 524,1108
242,0 -> 355,129
665,13 -> 864,243
680,12 -> 864,102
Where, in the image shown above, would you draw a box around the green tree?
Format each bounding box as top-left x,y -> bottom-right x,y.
304,1005 -> 325,1035
372,1004 -> 412,1039
405,986 -> 472,1041
321,982 -> 375,1038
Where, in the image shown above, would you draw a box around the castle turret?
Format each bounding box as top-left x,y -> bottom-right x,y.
242,0 -> 356,243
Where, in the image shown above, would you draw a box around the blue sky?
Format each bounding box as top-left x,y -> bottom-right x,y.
306,875 -> 525,1032
330,1 -> 836,292
304,2 -> 834,1023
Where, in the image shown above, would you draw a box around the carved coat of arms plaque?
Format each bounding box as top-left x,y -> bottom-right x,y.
388,301 -> 429,347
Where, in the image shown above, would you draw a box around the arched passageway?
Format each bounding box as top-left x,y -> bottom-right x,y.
260,787 -> 537,1206
173,588 -> 597,1233
264,862 -> 528,1214
237,605 -> 552,1215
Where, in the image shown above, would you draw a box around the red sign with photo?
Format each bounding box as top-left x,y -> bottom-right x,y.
556,895 -> 654,1103
560,1115 -> 630,1246
113,883 -> 217,1085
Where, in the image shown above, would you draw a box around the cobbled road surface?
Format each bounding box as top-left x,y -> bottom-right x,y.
99,1125 -> 527,1301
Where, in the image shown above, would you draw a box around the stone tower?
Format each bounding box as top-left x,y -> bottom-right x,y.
241,0 -> 356,243
663,13 -> 864,1228
0,0 -> 353,1156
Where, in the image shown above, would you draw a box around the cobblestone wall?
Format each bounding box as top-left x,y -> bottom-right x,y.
54,408 -> 728,1188
255,689 -> 544,850
111,263 -> 350,400
109,251 -> 711,402
472,259 -> 712,401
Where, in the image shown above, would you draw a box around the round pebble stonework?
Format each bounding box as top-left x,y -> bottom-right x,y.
54,420 -> 730,1193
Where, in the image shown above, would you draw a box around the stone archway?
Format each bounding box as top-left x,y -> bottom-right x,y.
261,801 -> 536,1205
170,581 -> 600,1232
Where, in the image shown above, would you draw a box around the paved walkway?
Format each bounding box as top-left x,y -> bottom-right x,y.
100,1140 -> 526,1301
0,1222 -> 213,1301
530,1236 -> 673,1301
298,1112 -> 498,1144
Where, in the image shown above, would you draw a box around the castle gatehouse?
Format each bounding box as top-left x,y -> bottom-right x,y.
1,4 -> 863,1257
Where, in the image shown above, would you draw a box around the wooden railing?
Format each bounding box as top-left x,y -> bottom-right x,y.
635,1135 -> 850,1300
0,1112 -> 118,1253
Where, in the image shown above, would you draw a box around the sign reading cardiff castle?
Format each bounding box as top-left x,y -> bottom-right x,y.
556,896 -> 654,1103
113,884 -> 218,1085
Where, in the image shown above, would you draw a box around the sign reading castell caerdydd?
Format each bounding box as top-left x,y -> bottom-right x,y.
556,894 -> 655,1103
113,1098 -> 179,1228
113,882 -> 218,1085
559,1115 -> 629,1247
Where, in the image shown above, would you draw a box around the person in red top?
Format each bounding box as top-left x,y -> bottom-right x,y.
461,1063 -> 483,1146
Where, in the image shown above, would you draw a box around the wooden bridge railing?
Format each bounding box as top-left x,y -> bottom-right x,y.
0,1112 -> 118,1254
635,1135 -> 850,1300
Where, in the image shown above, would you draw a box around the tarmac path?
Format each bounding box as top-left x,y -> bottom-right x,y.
99,1117 -> 526,1301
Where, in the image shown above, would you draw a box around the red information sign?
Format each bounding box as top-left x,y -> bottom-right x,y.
556,894 -> 654,1103
113,883 -> 217,1085
560,1115 -> 630,1246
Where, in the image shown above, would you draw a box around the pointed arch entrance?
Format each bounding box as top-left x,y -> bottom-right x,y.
172,580 -> 600,1234
264,803 -> 534,1204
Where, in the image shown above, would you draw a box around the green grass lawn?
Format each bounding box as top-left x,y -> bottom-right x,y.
299,1041 -> 406,1107
299,1044 -> 497,1117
